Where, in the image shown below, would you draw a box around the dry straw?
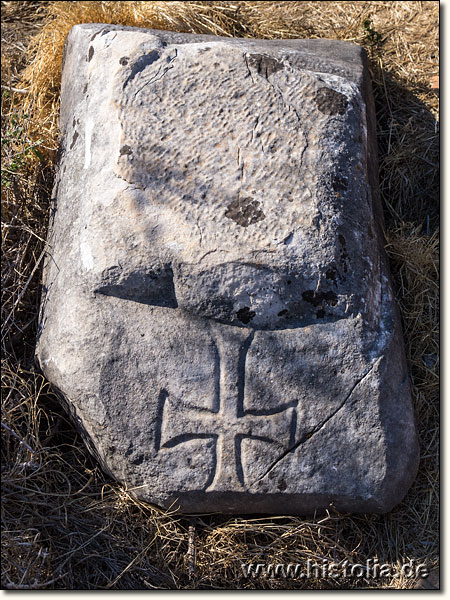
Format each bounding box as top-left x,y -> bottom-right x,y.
2,0 -> 439,590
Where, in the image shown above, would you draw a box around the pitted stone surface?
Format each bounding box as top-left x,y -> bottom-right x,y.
36,24 -> 419,514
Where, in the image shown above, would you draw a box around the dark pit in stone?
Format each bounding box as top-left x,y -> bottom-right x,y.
302,290 -> 338,307
236,307 -> 256,324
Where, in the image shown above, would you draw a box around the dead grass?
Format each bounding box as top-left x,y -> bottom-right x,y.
1,0 -> 439,590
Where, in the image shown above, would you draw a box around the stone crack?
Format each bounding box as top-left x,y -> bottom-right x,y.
134,50 -> 178,97
196,215 -> 203,248
244,54 -> 256,84
251,358 -> 381,485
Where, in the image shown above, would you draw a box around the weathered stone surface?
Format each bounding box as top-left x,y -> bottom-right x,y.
36,24 -> 419,514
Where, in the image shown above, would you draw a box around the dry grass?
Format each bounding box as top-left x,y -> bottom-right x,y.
1,0 -> 439,590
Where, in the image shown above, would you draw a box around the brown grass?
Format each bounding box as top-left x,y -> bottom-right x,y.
1,0 -> 439,590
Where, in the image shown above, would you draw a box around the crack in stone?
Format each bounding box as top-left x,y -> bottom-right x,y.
198,248 -> 220,263
196,215 -> 203,248
275,83 -> 302,125
123,50 -> 161,90
299,134 -> 309,171
244,54 -> 256,84
134,50 -> 178,97
236,146 -> 245,180
251,358 -> 381,485
114,172 -> 144,191
252,62 -> 302,131
250,115 -> 259,144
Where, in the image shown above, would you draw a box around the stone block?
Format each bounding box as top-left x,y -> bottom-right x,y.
36,24 -> 419,514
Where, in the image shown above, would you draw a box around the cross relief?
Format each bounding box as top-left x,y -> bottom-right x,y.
155,326 -> 297,491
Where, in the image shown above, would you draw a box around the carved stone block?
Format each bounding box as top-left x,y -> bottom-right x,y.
36,24 -> 419,513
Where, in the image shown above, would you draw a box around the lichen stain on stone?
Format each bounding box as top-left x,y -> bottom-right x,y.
247,54 -> 284,79
224,196 -> 265,227
70,131 -> 79,150
315,87 -> 348,115
236,306 -> 256,324
90,27 -> 112,42
120,145 -> 132,156
88,46 -> 94,62
123,50 -> 160,90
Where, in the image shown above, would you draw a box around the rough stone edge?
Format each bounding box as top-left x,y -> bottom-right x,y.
359,48 -> 420,511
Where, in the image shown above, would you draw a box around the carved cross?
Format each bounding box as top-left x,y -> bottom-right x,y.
156,327 -> 296,491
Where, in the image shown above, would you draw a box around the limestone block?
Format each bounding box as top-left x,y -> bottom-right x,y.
36,24 -> 419,514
